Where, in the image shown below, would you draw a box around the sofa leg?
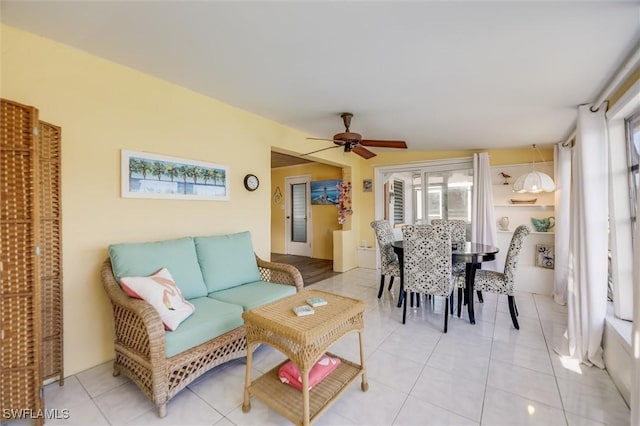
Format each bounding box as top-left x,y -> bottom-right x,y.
158,403 -> 167,418
112,362 -> 120,377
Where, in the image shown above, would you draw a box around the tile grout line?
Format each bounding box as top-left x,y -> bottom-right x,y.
390,292 -> 483,425
478,291 -> 500,426
533,294 -> 570,426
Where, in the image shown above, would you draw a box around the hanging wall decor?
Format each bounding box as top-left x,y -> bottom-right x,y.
535,244 -> 555,269
121,150 -> 229,200
310,179 -> 341,205
338,181 -> 353,225
272,186 -> 283,204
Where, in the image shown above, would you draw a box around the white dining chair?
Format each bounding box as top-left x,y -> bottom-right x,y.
431,219 -> 479,315
370,220 -> 400,299
401,224 -> 455,333
472,225 -> 531,329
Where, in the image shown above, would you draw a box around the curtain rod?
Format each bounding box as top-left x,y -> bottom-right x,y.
561,129 -> 576,147
559,43 -> 640,147
590,45 -> 640,113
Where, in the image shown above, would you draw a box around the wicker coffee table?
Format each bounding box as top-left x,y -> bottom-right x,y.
242,289 -> 368,426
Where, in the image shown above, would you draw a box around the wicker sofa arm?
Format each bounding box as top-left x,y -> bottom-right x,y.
256,255 -> 304,292
101,259 -> 167,360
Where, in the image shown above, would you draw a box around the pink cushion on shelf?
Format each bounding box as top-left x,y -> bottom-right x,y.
278,354 -> 341,391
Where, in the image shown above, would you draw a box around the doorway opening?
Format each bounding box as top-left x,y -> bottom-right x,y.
284,175 -> 313,257
375,158 -> 474,236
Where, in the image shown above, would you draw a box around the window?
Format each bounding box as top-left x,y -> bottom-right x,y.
393,179 -> 405,225
626,112 -> 639,246
605,80 -> 638,322
375,158 -> 474,229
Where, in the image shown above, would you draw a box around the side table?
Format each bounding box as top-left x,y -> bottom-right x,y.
242,289 -> 368,425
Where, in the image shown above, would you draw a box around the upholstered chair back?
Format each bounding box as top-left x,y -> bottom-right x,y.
370,220 -> 400,277
401,224 -> 453,297
503,225 -> 531,287
431,219 -> 465,245
431,219 -> 466,276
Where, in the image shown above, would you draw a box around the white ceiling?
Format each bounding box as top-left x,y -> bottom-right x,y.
2,1 -> 639,152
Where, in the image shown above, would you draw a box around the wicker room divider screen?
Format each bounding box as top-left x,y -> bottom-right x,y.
1,98 -> 63,424
39,121 -> 63,383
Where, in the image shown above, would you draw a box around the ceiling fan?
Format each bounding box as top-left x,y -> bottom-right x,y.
303,112 -> 407,159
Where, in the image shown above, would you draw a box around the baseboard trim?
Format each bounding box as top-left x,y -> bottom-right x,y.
603,302 -> 632,407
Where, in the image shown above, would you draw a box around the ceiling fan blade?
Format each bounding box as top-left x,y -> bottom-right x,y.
300,145 -> 341,156
352,145 -> 377,159
306,137 -> 335,141
360,140 -> 407,149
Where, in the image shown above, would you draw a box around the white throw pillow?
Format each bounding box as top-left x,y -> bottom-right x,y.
119,267 -> 195,331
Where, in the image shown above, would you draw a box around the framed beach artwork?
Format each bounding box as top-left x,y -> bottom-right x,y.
121,150 -> 229,200
310,179 -> 341,205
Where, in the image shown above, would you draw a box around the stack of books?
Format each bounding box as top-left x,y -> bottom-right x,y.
292,297 -> 328,316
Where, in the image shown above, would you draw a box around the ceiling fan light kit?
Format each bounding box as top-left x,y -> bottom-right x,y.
513,144 -> 556,194
303,112 -> 408,159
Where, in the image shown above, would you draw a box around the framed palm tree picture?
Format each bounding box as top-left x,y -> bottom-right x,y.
121,150 -> 229,200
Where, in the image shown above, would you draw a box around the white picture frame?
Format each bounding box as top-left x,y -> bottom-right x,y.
121,150 -> 229,201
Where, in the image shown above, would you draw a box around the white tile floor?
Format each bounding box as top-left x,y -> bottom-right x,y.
3,267 -> 630,426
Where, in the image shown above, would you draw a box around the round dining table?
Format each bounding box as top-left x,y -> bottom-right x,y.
390,240 -> 499,324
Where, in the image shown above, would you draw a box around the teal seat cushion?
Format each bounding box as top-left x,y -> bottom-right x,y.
208,280 -> 296,311
109,237 -> 207,299
195,231 -> 261,293
165,297 -> 244,358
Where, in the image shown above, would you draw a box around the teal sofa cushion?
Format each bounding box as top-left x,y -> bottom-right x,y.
165,297 -> 244,358
208,280 -> 296,311
195,231 -> 261,293
109,237 -> 207,299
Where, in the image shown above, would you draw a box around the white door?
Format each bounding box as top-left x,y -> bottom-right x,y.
285,175 -> 313,257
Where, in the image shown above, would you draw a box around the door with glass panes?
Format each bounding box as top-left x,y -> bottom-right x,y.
285,175 -> 312,256
379,160 -> 473,236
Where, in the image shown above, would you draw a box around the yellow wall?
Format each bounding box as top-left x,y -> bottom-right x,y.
0,23 -> 562,376
271,163 -> 343,259
0,25 -> 361,375
609,67 -> 640,108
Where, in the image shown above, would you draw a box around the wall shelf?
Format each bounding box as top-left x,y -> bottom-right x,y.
491,162 -> 556,295
498,230 -> 555,235
494,204 -> 554,208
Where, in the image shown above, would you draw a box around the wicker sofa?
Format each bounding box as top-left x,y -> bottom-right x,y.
101,231 -> 303,417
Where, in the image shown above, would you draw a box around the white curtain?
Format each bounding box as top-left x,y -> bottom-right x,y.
632,183 -> 640,426
472,152 -> 498,271
553,143 -> 572,305
556,105 -> 609,368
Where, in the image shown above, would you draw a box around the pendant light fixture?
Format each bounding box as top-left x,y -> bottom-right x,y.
512,144 -> 556,193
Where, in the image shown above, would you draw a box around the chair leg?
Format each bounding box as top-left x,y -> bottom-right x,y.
449,292 -> 454,313
457,288 -> 463,317
474,264 -> 483,303
378,275 -> 385,299
388,276 -> 395,291
508,295 -> 519,330
417,293 -> 421,308
410,292 -> 414,308
402,291 -> 408,324
444,296 -> 449,333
